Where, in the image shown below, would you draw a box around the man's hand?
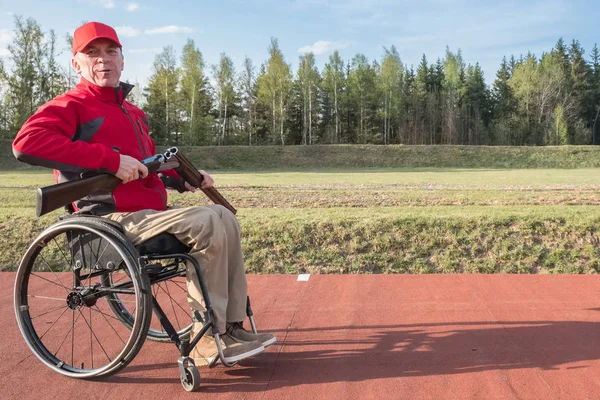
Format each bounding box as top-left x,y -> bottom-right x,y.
184,170 -> 214,192
116,154 -> 148,183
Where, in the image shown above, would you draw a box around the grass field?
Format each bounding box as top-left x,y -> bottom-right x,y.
1,167 -> 600,274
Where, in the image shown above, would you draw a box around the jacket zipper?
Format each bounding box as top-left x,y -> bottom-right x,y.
116,94 -> 165,209
118,102 -> 148,158
148,186 -> 167,209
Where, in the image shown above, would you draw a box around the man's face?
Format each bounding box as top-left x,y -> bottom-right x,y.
72,39 -> 124,88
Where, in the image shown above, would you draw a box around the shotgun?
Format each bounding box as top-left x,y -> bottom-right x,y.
166,147 -> 237,215
36,150 -> 177,217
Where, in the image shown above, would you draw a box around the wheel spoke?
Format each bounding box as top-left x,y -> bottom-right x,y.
170,279 -> 188,293
157,282 -> 189,317
92,306 -> 126,345
38,254 -> 70,293
78,309 -> 112,363
53,310 -> 81,360
90,307 -> 93,369
31,305 -> 67,320
28,294 -> 65,302
163,283 -> 182,329
52,237 -> 73,272
38,307 -> 70,340
30,272 -> 69,294
71,310 -> 75,366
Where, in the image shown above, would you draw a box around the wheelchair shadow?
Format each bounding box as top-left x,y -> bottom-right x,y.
105,319 -> 600,393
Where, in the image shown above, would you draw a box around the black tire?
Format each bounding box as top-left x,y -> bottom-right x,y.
14,219 -> 152,379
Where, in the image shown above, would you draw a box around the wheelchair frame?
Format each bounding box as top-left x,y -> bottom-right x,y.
14,216 -> 259,392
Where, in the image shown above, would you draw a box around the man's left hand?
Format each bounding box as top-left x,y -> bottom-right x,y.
184,170 -> 214,192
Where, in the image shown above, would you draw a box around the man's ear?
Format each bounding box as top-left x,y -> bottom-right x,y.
121,54 -> 125,71
71,56 -> 82,74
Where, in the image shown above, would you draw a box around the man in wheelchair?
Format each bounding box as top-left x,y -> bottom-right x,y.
12,21 -> 275,368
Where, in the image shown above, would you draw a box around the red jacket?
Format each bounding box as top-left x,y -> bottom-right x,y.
13,78 -> 182,215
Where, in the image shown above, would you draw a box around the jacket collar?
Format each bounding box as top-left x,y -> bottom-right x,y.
77,77 -> 135,104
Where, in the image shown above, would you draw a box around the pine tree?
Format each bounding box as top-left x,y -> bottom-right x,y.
491,57 -> 516,144
463,63 -> 490,144
568,40 -> 593,143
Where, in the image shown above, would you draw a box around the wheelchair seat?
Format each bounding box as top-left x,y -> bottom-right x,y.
59,212 -> 191,256
135,232 -> 191,256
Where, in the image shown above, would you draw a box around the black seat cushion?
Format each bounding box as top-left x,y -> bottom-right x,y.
59,214 -> 190,256
135,232 -> 191,256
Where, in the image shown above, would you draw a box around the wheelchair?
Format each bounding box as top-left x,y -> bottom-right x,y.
13,213 -> 260,392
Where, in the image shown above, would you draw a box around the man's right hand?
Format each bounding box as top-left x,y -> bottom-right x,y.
116,154 -> 148,183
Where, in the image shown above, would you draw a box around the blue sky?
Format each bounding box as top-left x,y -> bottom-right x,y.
0,0 -> 597,88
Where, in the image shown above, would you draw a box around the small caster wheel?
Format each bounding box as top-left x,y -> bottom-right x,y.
181,365 -> 201,392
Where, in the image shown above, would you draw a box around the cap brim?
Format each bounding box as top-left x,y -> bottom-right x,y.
73,36 -> 122,54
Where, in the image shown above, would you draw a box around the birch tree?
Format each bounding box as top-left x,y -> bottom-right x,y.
322,51 -> 345,143
240,57 -> 257,145
181,39 -> 211,145
379,46 -> 403,144
257,38 -> 291,145
212,53 -> 236,145
297,52 -> 320,144
144,46 -> 180,145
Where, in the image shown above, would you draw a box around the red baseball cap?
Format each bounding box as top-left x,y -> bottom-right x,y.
72,22 -> 122,55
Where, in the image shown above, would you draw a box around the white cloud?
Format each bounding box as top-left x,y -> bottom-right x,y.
116,26 -> 139,37
298,40 -> 350,55
144,25 -> 195,35
0,29 -> 11,44
87,0 -> 115,8
127,3 -> 139,11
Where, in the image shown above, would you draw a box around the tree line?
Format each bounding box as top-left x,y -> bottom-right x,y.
2,15 -> 600,146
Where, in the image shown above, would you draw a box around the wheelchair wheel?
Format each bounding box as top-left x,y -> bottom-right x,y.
14,219 -> 152,379
107,262 -> 193,342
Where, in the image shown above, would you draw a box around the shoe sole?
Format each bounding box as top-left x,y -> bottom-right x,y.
263,337 -> 277,347
192,344 -> 265,367
223,344 -> 265,364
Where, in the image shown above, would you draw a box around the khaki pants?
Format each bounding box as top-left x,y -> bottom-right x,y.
105,205 -> 248,333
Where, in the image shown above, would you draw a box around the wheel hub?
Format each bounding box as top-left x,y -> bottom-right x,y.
66,292 -> 83,310
66,288 -> 98,310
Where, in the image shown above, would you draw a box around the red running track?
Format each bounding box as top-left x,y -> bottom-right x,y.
2,273 -> 600,399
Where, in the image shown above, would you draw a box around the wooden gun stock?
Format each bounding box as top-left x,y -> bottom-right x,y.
36,153 -> 171,217
171,151 -> 237,215
36,174 -> 120,217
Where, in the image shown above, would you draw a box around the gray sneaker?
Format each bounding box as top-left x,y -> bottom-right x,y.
190,327 -> 264,366
226,321 -> 277,347
190,335 -> 265,367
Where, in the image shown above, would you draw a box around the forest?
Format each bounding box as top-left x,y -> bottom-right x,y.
1,15 -> 600,147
